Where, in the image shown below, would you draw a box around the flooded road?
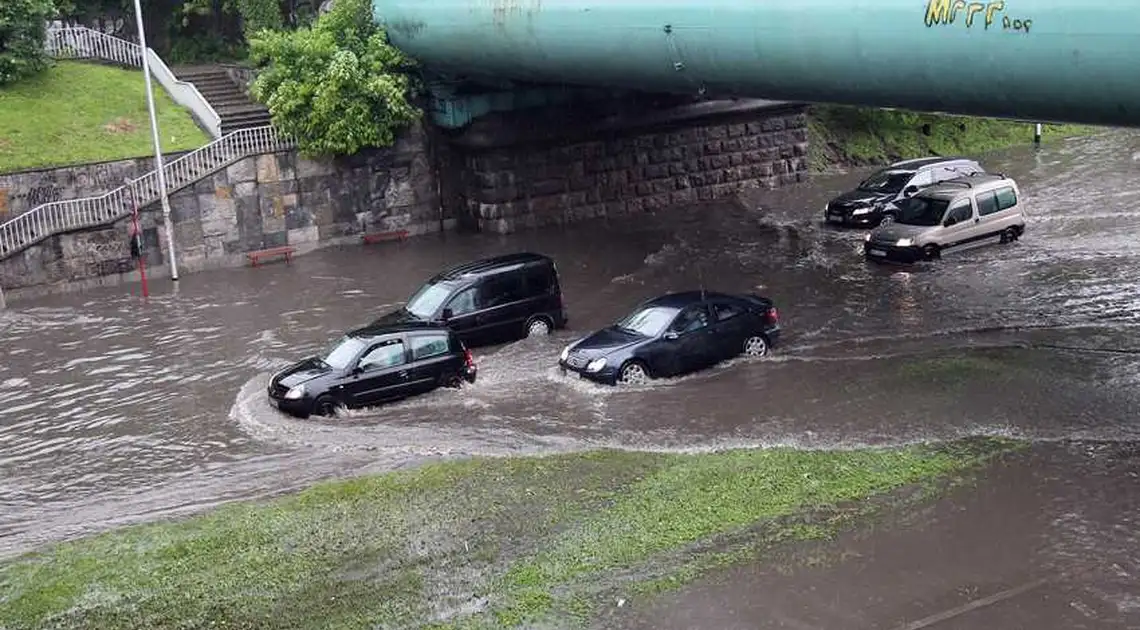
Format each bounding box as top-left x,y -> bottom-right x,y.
2,130 -> 1140,557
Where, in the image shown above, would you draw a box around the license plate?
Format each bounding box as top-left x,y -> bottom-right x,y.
868,249 -> 886,257
828,213 -> 843,221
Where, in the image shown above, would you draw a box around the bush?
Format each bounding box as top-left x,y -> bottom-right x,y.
0,0 -> 58,86
248,0 -> 419,157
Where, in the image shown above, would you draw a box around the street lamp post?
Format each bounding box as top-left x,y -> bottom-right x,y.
131,0 -> 179,281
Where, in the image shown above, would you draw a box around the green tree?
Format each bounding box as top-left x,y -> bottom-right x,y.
248,0 -> 419,157
0,0 -> 58,85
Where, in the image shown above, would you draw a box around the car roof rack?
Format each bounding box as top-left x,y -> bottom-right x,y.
939,180 -> 974,189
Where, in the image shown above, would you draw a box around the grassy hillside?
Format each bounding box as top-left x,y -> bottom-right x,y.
808,104 -> 1099,172
0,61 -> 209,173
0,439 -> 1020,629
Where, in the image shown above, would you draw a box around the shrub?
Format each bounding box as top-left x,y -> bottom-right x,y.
248,0 -> 420,157
0,0 -> 58,86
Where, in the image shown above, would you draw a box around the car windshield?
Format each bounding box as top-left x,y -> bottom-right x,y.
858,169 -> 913,193
404,280 -> 458,319
614,305 -> 679,337
320,335 -> 368,370
895,196 -> 951,227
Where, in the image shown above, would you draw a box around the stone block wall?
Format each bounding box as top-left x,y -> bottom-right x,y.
0,124 -> 442,294
462,105 -> 810,233
0,155 -> 185,221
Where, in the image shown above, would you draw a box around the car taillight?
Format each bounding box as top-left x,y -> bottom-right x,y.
464,349 -> 475,368
768,307 -> 779,324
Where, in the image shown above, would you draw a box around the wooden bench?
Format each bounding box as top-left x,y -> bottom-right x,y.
361,229 -> 409,245
246,245 -> 296,267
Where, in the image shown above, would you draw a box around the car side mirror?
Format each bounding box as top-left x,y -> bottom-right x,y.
351,365 -> 364,375
663,331 -> 680,341
441,308 -> 453,321
904,185 -> 919,196
944,217 -> 956,227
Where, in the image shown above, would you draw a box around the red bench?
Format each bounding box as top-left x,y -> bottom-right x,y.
246,245 -> 296,267
361,229 -> 409,245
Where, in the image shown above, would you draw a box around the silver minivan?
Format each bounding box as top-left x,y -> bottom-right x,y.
862,174 -> 1026,263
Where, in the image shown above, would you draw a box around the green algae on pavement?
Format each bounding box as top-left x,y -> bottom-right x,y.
0,439 -> 1021,630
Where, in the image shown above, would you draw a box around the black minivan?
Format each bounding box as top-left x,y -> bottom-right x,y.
373,252 -> 568,347
268,321 -> 477,418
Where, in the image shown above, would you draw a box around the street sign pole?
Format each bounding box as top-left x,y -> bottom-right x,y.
124,179 -> 149,298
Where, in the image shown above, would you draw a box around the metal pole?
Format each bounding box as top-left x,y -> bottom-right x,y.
132,0 -> 179,281
124,178 -> 149,299
1034,123 -> 1043,145
0,283 -> 6,310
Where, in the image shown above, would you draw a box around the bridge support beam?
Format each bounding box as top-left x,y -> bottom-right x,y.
433,94 -> 810,233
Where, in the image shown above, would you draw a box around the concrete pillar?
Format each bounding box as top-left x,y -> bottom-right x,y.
0,283 -> 6,310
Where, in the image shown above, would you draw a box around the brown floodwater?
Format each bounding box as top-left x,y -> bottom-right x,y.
1,131 -> 1139,561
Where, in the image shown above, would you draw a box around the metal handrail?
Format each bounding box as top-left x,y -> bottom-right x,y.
44,26 -> 223,138
0,126 -> 292,259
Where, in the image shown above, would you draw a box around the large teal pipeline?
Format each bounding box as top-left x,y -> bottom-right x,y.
372,0 -> 1140,127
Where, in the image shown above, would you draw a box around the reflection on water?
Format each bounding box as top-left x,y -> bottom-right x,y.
2,130 -> 1140,556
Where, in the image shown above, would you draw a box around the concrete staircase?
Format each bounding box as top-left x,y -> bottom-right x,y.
173,65 -> 272,135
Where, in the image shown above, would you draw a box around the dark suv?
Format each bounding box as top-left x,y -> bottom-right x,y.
268,322 -> 477,418
373,252 -> 568,347
824,157 -> 985,227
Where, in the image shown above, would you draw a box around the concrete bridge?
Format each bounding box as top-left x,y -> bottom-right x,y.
373,0 -> 1140,131
370,0 -> 1140,233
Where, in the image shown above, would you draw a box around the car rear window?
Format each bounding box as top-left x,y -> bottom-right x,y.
994,186 -> 1018,210
410,333 -> 451,360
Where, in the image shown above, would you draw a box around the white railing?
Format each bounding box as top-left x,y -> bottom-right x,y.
0,126 -> 292,259
44,26 -> 223,138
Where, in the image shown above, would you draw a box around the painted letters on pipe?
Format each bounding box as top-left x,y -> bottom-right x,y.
373,0 -> 1140,127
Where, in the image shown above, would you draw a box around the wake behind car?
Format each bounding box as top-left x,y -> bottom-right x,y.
559,291 -> 780,386
824,157 -> 985,227
863,173 -> 1026,263
372,252 -> 568,348
267,321 -> 477,418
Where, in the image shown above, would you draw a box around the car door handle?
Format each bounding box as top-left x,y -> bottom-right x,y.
397,370 -> 408,379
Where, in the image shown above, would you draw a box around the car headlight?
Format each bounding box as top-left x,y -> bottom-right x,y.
560,345 -> 570,361
896,238 -> 913,247
585,357 -> 607,372
822,203 -> 830,212
864,233 -> 872,242
851,207 -> 871,215
284,384 -> 305,400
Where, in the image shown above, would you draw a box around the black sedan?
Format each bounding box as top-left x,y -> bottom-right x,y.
558,291 -> 780,386
267,321 -> 477,418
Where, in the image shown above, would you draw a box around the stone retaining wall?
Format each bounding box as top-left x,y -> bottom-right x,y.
0,123 -> 443,295
461,105 -> 810,233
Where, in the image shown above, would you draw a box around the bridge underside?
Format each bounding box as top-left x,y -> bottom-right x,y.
377,0 -> 1140,131
428,93 -> 810,233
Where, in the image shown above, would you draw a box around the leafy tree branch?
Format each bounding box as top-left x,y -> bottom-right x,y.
248,0 -> 420,157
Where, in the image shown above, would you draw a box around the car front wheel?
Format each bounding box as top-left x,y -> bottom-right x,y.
617,361 -> 651,386
313,395 -> 340,418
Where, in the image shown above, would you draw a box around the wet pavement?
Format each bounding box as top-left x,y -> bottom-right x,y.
1,130 -> 1140,623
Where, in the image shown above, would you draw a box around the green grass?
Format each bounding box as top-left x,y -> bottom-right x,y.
0,438 -> 1023,630
0,61 -> 209,173
808,104 -> 1099,172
